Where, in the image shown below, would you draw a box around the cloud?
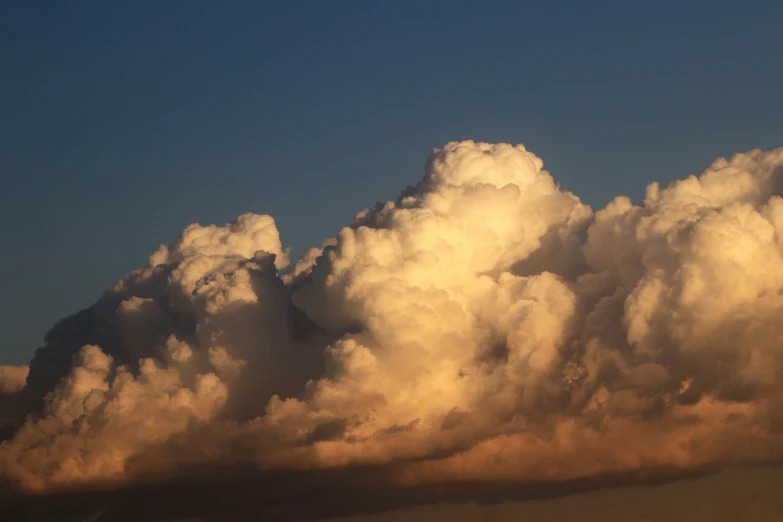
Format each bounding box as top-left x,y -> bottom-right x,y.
0,365 -> 28,442
2,141 -> 783,519
0,366 -> 28,395
320,466 -> 783,522
4,465 -> 783,521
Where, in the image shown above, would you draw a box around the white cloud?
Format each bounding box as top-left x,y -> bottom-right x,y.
3,142 -> 783,499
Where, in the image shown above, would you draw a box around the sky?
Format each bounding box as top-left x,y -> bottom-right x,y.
2,1 -> 783,365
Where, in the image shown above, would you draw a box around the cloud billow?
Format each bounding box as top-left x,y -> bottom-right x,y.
2,141 -> 783,503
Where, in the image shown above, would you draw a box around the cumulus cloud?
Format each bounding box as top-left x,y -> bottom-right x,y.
0,366 -> 28,396
2,141 -> 783,517
0,365 -> 29,443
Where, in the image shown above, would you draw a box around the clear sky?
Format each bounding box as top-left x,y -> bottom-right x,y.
2,0 -> 782,365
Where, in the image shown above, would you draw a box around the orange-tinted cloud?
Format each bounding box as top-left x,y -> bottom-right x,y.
2,142 -> 783,514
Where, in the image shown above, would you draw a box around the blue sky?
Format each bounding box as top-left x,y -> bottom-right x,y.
2,0 -> 782,365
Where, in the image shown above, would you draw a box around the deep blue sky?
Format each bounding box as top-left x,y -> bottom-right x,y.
2,1 -> 782,365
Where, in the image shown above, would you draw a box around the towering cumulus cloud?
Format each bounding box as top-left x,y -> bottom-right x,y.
0,366 -> 28,441
2,142 -> 783,503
